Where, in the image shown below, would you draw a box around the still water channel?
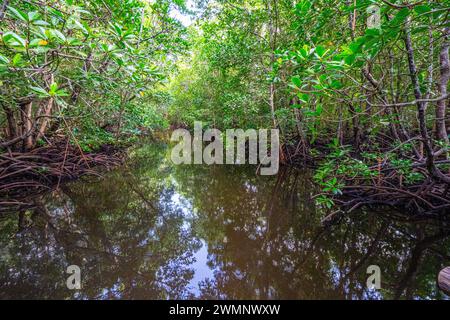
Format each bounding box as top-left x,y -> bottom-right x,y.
0,142 -> 449,299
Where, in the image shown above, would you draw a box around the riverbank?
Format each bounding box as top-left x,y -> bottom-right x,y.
283,138 -> 450,217
0,139 -> 124,212
2,132 -> 450,217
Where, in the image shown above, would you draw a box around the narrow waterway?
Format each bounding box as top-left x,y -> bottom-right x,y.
0,141 -> 449,299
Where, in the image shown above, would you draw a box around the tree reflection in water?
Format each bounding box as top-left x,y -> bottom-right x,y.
0,142 -> 449,299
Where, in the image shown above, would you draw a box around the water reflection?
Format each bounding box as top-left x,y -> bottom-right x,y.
0,142 -> 449,299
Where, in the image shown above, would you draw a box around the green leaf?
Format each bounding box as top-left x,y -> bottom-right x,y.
12,53 -> 22,66
2,32 -> 27,48
0,54 -> 9,64
291,76 -> 302,88
0,65 -> 8,74
390,8 -> 409,28
30,86 -> 50,97
344,54 -> 356,65
67,37 -> 83,46
29,38 -> 43,47
366,28 -> 381,37
315,46 -> 327,57
295,0 -> 311,15
48,82 -> 59,96
7,6 -> 27,22
298,47 -> 309,59
55,89 -> 69,97
50,29 -> 66,42
27,11 -> 41,22
414,5 -> 431,15
73,20 -> 88,34
297,92 -> 310,103
32,20 -> 50,26
330,80 -> 343,89
349,38 -> 364,54
316,104 -> 323,116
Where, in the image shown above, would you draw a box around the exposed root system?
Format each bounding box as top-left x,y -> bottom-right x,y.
283,139 -> 450,216
0,139 -> 124,212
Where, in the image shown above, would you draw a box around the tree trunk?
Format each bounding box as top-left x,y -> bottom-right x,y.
20,102 -> 33,150
2,104 -> 18,142
34,98 -> 54,146
0,0 -> 9,22
267,0 -> 278,129
349,103 -> 361,150
436,27 -> 449,147
293,104 -> 308,153
404,22 -> 450,183
71,52 -> 92,104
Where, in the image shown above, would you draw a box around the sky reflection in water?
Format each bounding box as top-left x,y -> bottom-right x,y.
0,142 -> 449,300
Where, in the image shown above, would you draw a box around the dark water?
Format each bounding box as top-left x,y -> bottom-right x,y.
0,142 -> 449,299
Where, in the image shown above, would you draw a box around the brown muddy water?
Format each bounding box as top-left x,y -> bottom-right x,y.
0,142 -> 449,299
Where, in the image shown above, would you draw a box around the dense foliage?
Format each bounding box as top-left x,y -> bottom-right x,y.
168,0 -> 450,210
0,0 -> 187,151
1,0 -> 450,211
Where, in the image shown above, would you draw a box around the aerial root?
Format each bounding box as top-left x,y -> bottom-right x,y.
0,139 -> 124,212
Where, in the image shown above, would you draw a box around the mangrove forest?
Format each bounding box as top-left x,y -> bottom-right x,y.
1,0 -> 450,301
